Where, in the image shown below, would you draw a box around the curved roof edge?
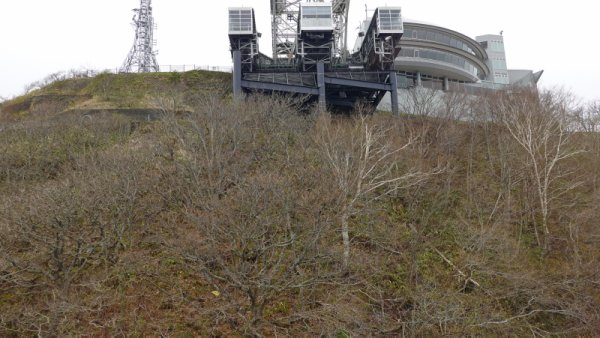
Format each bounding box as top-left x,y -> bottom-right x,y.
403,21 -> 487,60
400,40 -> 490,77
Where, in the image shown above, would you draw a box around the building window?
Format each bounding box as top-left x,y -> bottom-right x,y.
489,40 -> 505,52
399,46 -> 481,77
302,6 -> 332,19
378,9 -> 402,31
492,57 -> 507,70
405,28 -> 476,55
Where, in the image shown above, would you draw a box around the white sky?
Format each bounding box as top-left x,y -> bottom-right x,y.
0,0 -> 598,102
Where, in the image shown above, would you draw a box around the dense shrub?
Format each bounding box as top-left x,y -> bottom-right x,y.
1,92 -> 599,336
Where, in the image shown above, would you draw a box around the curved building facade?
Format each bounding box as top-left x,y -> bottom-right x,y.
395,21 -> 490,83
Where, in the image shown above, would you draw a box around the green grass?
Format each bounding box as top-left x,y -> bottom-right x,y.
1,70 -> 231,118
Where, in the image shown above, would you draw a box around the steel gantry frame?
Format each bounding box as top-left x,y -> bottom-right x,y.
231,2 -> 403,114
271,0 -> 350,63
357,8 -> 404,71
271,0 -> 302,63
331,0 -> 350,61
121,0 -> 159,73
228,8 -> 260,73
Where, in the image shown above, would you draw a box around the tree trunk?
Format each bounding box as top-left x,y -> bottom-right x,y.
341,211 -> 350,269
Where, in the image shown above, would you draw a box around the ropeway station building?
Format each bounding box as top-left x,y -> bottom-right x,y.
228,2 -> 542,113
376,20 -> 543,112
389,20 -> 543,92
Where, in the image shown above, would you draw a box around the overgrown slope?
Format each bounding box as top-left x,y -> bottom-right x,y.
0,74 -> 599,336
0,70 -> 231,120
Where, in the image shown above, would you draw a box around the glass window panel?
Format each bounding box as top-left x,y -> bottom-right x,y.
442,35 -> 450,45
303,7 -> 317,18
317,6 -> 331,18
379,9 -> 402,30
434,33 -> 443,44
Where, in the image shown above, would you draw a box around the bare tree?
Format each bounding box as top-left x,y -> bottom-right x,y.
315,113 -> 441,268
491,89 -> 584,248
399,86 -> 439,118
159,95 -> 340,334
569,101 -> 600,133
0,116 -> 150,335
440,90 -> 472,121
181,172 -> 337,334
570,100 -> 600,160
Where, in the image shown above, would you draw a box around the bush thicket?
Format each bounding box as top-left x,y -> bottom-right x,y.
1,88 -> 599,336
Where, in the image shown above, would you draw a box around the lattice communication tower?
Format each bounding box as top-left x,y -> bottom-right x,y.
121,0 -> 159,73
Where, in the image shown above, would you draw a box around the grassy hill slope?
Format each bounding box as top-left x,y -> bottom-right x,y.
0,70 -> 231,120
0,72 -> 599,336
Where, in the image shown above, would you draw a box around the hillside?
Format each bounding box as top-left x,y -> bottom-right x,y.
1,72 -> 599,336
0,70 -> 231,121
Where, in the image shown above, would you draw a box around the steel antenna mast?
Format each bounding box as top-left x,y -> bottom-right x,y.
121,0 -> 159,73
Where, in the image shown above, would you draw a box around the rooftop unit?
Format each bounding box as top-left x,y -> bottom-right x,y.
377,8 -> 403,34
299,3 -> 334,32
228,8 -> 257,35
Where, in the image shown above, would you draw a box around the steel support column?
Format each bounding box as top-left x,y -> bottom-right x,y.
390,71 -> 399,116
317,62 -> 326,111
233,50 -> 243,99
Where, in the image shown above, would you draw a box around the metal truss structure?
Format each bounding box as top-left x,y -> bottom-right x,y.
296,3 -> 335,71
228,8 -> 260,73
229,37 -> 259,73
331,0 -> 350,61
270,0 -> 302,62
297,39 -> 333,71
357,8 -> 403,71
230,2 -> 403,113
271,0 -> 350,63
120,0 -> 159,73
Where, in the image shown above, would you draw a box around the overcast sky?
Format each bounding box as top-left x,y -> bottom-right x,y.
1,0 -> 598,102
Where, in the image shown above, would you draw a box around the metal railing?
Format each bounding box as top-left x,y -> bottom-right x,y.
113,65 -> 232,73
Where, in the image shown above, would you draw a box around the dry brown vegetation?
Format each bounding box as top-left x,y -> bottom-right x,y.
1,80 -> 599,336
